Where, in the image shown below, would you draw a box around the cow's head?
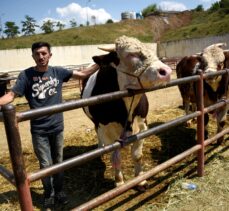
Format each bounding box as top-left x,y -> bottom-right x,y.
98,35 -> 172,90
201,43 -> 226,90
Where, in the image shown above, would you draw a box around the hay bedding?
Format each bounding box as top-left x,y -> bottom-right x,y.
0,87 -> 228,210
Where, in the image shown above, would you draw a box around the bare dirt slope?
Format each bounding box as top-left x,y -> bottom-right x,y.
146,11 -> 192,41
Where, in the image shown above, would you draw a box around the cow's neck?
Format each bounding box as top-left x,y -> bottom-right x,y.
123,94 -> 142,122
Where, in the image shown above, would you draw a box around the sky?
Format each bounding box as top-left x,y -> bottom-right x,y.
0,0 -> 219,34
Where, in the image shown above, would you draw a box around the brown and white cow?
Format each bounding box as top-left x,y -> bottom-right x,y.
81,36 -> 172,189
176,43 -> 229,143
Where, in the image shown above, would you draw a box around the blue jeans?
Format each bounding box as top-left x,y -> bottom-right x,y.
32,131 -> 64,198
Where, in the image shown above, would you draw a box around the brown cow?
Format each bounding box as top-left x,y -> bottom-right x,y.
176,43 -> 229,143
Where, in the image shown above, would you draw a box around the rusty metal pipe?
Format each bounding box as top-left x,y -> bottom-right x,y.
2,104 -> 33,211
16,70 -> 226,123
16,76 -> 201,123
204,99 -> 229,114
204,128 -> 229,146
0,165 -> 15,185
72,144 -> 201,211
196,70 -> 205,176
28,111 -> 200,182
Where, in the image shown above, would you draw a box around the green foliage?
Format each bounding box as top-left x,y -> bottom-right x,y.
142,4 -> 157,17
1,8 -> 229,49
209,0 -> 229,13
195,5 -> 204,12
220,0 -> 229,8
3,21 -> 20,38
209,2 -> 220,12
56,21 -> 65,31
40,20 -> 55,34
70,19 -> 77,28
161,10 -> 229,41
106,19 -> 114,24
0,19 -> 155,49
21,15 -> 39,36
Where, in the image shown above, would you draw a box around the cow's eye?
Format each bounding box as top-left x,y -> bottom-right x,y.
128,53 -> 140,58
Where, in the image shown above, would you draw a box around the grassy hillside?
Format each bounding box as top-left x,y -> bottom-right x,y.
0,19 -> 155,50
161,11 -> 229,41
0,10 -> 229,50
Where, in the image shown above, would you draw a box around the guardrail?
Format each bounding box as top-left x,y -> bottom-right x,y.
0,69 -> 228,210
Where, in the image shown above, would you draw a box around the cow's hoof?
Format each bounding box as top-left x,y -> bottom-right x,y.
115,181 -> 125,187
185,121 -> 192,127
134,182 -> 149,192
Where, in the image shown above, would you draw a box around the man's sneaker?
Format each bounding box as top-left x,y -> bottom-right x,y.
55,191 -> 69,205
44,196 -> 55,209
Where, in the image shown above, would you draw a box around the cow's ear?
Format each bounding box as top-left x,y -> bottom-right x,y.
110,51 -> 120,65
92,55 -> 103,65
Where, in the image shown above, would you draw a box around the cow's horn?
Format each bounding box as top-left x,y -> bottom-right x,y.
215,42 -> 227,48
195,52 -> 202,56
98,47 -> 115,52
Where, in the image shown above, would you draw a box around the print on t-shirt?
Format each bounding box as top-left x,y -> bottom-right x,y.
32,76 -> 59,99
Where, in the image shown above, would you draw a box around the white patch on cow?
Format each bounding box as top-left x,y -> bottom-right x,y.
201,43 -> 226,91
114,35 -> 172,90
82,71 -> 98,119
193,62 -> 201,74
203,43 -> 226,73
122,95 -> 142,122
97,122 -> 123,147
132,115 -> 147,134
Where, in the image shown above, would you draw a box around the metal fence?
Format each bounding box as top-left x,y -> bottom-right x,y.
0,69 -> 228,211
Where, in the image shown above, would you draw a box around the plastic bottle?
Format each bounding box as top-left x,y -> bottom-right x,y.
181,182 -> 197,190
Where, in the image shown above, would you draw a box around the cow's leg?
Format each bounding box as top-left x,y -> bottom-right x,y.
97,123 -> 125,187
216,106 -> 227,144
131,116 -> 148,191
190,102 -> 197,124
184,100 -> 193,127
111,149 -> 124,186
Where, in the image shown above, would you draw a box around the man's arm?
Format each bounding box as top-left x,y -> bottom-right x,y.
72,64 -> 99,80
0,91 -> 16,107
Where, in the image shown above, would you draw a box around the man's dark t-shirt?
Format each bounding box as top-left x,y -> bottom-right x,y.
12,66 -> 72,134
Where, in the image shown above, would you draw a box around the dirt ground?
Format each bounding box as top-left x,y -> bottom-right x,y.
0,77 -> 228,210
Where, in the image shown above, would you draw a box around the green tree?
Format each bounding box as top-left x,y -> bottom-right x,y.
106,19 -> 114,24
70,19 -> 77,28
195,5 -> 204,12
40,20 -> 55,34
219,0 -> 229,13
220,0 -> 229,8
3,21 -> 20,38
21,15 -> 39,36
209,1 -> 220,12
142,4 -> 158,17
56,21 -> 65,31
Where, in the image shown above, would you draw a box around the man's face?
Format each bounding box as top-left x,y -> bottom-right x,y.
32,46 -> 52,68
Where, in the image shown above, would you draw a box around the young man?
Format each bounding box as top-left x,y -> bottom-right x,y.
0,42 -> 99,209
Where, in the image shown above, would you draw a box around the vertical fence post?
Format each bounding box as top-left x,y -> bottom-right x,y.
2,104 -> 33,211
196,70 -> 205,176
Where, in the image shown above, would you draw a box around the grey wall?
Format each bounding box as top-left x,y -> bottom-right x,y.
0,44 -> 113,72
158,34 -> 229,58
0,43 -> 157,73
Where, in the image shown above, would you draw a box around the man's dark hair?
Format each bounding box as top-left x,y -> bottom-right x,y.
31,42 -> 51,53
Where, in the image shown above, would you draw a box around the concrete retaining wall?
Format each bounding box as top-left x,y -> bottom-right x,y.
1,33 -> 228,73
158,34 -> 229,58
0,43 -> 157,73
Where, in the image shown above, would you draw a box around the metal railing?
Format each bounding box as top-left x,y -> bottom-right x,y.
0,69 -> 228,211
